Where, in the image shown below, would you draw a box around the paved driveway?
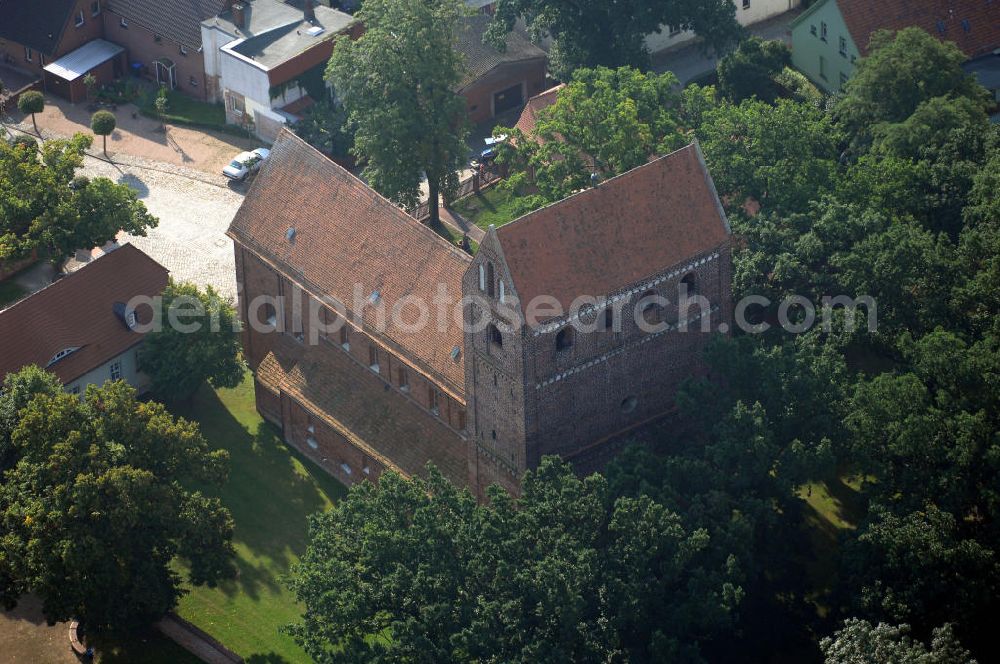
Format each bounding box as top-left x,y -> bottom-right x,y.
80,154 -> 246,302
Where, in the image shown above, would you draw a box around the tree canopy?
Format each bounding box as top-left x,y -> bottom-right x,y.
139,280 -> 246,402
496,66 -> 687,202
0,133 -> 157,261
326,0 -> 469,225
0,373 -> 234,629
287,458 -> 741,663
487,0 -> 742,79
716,37 -> 791,104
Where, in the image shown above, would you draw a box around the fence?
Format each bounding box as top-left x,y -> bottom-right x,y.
409,168 -> 503,222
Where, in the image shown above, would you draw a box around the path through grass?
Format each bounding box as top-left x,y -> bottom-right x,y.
170,374 -> 346,663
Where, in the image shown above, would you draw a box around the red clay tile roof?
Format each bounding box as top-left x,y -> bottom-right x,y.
256,335 -> 469,488
494,143 -> 730,321
227,129 -> 471,394
0,244 -> 169,384
513,84 -> 563,141
837,0 -> 1000,58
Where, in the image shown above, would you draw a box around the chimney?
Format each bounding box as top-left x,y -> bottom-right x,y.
231,2 -> 246,29
303,0 -> 315,22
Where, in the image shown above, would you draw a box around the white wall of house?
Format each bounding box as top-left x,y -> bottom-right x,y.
201,23 -> 238,103
63,345 -> 149,396
645,0 -> 801,54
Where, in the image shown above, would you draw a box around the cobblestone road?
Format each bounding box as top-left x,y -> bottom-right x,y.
80,154 -> 246,302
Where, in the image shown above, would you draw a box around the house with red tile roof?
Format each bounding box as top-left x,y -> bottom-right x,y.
228,129 -> 732,497
512,83 -> 563,142
0,244 -> 169,394
790,0 -> 1000,94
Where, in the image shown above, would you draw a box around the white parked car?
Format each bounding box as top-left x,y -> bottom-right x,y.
222,148 -> 270,181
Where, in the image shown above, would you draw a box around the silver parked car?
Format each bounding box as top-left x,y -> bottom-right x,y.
222,147 -> 271,181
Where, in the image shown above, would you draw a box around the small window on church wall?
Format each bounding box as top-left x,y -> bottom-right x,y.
429,387 -> 440,416
478,264 -> 486,291
555,327 -> 574,351
499,280 -> 505,303
486,262 -> 495,297
488,323 -> 503,348
681,273 -> 697,295
603,307 -> 614,330
640,290 -> 661,326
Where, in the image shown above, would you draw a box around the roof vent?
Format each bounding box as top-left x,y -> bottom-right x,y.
451,346 -> 461,361
286,227 -> 296,243
368,290 -> 381,305
306,26 -> 325,37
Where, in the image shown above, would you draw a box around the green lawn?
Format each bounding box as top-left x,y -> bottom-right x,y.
0,279 -> 27,308
451,186 -> 528,231
169,374 -> 347,663
138,90 -> 236,134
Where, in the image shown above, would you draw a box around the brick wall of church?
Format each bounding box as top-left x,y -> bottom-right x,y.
523,243 -> 732,464
464,237 -> 732,497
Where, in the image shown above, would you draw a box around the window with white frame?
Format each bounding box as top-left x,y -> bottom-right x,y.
75,10 -> 85,27
120,17 -> 128,28
109,360 -> 122,381
91,1 -> 101,17
24,46 -> 32,62
839,36 -> 848,57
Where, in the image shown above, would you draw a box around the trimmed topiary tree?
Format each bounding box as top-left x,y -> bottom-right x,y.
90,109 -> 116,156
17,90 -> 44,134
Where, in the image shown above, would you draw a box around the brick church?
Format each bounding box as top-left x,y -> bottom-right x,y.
228,130 -> 733,498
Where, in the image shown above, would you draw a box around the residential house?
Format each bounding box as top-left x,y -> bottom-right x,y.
102,0 -> 228,99
201,0 -> 359,140
455,14 -> 548,124
228,129 -> 733,498
790,0 -> 1000,95
646,0 -> 802,55
0,0 -> 124,102
0,244 -> 169,395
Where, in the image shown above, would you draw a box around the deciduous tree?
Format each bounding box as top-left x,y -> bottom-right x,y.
17,90 -> 44,134
287,458 -> 741,663
716,37 -> 790,104
487,0 -> 741,79
90,109 -> 116,157
327,0 -> 469,225
0,133 -> 157,260
820,619 -> 975,664
499,66 -> 686,201
139,281 -> 246,402
0,375 -> 235,629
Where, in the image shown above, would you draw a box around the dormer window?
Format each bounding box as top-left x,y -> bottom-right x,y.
126,311 -> 137,328
47,347 -> 80,367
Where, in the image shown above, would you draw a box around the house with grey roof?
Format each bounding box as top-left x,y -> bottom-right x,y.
455,13 -> 548,124
201,0 -> 358,140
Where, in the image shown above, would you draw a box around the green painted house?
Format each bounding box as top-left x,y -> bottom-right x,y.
790,0 -> 1000,94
